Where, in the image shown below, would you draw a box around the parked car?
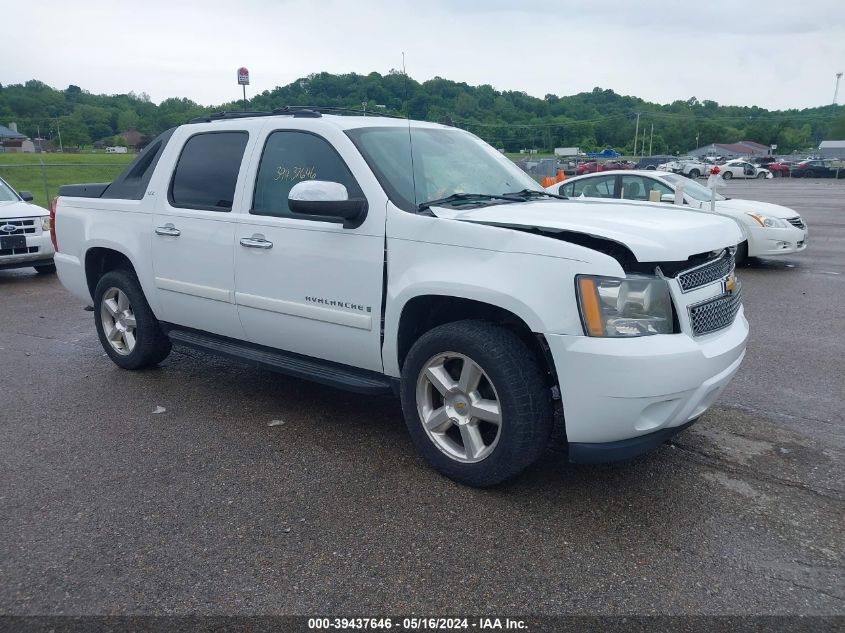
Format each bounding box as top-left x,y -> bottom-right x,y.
0,176 -> 55,274
720,160 -> 772,180
548,170 -> 808,262
51,110 -> 747,487
764,161 -> 791,178
576,160 -> 632,175
575,161 -> 601,175
656,157 -> 709,178
635,155 -> 676,170
791,160 -> 844,178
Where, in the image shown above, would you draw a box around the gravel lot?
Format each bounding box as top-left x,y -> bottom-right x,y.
0,179 -> 842,617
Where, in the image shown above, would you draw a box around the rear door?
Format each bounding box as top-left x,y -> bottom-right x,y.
620,174 -> 673,202
151,129 -> 251,339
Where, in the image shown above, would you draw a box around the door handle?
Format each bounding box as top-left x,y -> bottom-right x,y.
155,224 -> 181,237
240,235 -> 273,249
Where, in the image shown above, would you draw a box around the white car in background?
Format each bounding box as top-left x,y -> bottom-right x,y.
547,170 -> 807,262
719,160 -> 773,180
0,177 -> 55,274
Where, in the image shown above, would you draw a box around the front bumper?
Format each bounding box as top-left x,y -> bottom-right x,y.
0,230 -> 55,270
546,312 -> 748,450
747,225 -> 808,257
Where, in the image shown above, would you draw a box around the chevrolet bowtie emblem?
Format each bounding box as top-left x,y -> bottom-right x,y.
725,275 -> 737,294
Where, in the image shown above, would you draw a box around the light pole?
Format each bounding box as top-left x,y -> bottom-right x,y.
632,112 -> 640,160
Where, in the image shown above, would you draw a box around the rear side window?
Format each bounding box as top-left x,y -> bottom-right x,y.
571,175 -> 616,198
252,131 -> 362,218
169,131 -> 249,211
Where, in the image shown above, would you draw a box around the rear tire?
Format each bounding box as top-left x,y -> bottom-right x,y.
400,320 -> 553,487
688,169 -> 700,179
33,263 -> 56,274
93,270 -> 171,370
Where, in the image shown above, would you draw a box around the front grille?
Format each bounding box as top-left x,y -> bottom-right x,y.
676,251 -> 734,292
786,216 -> 805,230
689,283 -> 743,336
0,218 -> 37,235
0,245 -> 39,257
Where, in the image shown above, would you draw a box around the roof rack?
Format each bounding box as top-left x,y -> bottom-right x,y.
188,111 -> 277,123
272,105 -> 405,119
188,105 -> 405,124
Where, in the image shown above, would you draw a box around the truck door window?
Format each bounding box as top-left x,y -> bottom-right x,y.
252,131 -> 363,218
169,131 -> 249,212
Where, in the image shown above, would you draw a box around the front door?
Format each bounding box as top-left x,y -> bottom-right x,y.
234,129 -> 386,372
151,129 -> 250,340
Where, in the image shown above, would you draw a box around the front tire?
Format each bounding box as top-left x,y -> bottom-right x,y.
400,320 -> 553,487
93,270 -> 171,370
756,172 -> 767,179
722,170 -> 733,180
33,263 -> 56,274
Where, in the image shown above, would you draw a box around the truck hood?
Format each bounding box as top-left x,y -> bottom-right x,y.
430,199 -> 742,262
0,200 -> 47,219
715,198 -> 800,219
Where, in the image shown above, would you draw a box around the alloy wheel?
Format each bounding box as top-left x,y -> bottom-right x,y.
415,352 -> 502,463
100,287 -> 137,355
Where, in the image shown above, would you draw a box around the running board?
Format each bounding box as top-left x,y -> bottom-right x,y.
166,328 -> 396,396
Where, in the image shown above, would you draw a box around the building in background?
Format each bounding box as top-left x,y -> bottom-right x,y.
0,123 -> 34,153
119,129 -> 146,149
687,141 -> 771,160
818,140 -> 845,160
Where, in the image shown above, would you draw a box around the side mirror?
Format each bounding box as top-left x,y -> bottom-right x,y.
18,191 -> 34,202
660,193 -> 675,203
288,180 -> 368,228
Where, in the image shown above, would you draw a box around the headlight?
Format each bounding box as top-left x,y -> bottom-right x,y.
41,216 -> 51,231
576,275 -> 675,337
747,213 -> 787,228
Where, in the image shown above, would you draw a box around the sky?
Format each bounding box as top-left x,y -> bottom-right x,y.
5,0 -> 845,110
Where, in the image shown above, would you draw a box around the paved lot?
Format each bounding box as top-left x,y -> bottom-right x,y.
1,179 -> 843,616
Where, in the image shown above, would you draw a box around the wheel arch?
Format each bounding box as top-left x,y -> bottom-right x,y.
84,246 -> 138,300
390,294 -> 559,391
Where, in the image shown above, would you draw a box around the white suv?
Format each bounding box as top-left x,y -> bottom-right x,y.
52,109 -> 748,486
0,177 -> 55,274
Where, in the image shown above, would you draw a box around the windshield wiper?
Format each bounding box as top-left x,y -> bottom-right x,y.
503,189 -> 568,200
416,192 -> 519,212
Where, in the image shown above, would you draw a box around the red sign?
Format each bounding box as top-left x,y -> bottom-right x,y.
237,67 -> 250,86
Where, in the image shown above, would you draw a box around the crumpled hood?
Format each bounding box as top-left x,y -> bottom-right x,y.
430,199 -> 743,262
0,200 -> 46,220
716,198 -> 800,219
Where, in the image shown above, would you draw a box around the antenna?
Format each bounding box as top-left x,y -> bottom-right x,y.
834,72 -> 843,106
403,52 -> 419,208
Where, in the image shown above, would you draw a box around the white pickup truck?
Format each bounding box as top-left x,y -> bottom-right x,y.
52,108 -> 748,486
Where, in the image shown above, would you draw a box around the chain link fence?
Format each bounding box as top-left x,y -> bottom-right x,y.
0,162 -> 129,210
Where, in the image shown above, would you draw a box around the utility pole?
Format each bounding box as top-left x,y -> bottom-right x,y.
834,72 -> 843,105
632,112 -> 640,160
55,117 -> 63,153
649,123 -> 654,156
